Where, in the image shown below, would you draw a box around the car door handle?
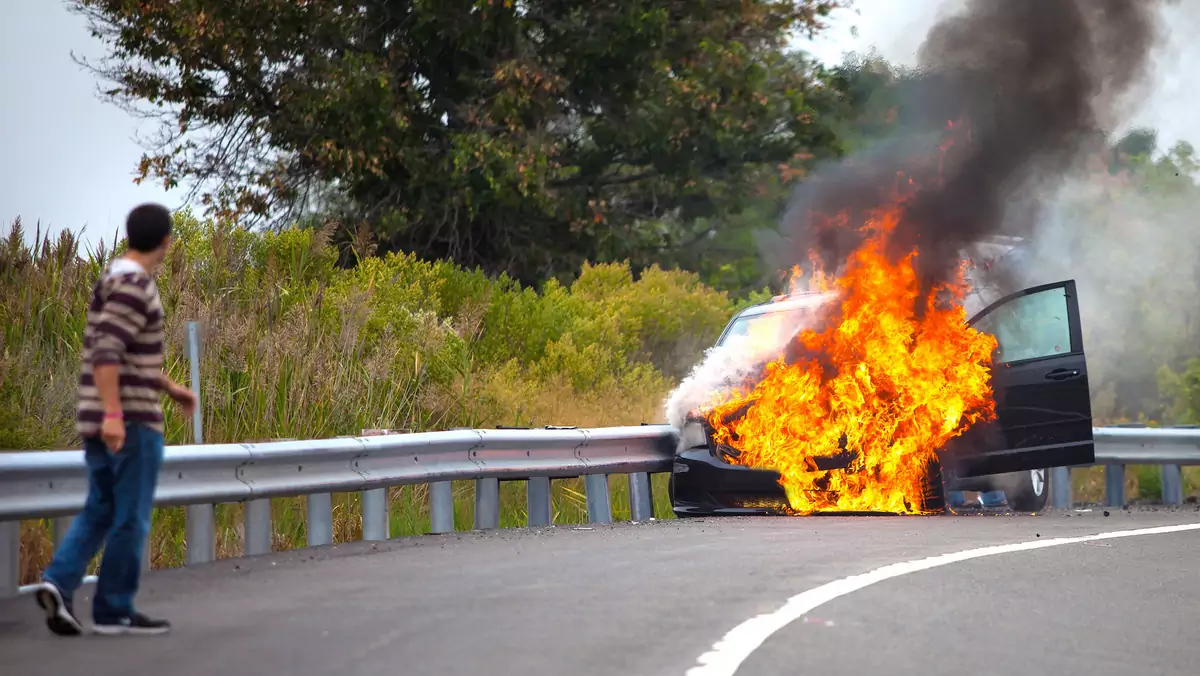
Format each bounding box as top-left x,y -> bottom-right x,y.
1045,368 -> 1081,381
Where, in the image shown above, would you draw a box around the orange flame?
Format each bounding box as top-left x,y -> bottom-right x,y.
703,190 -> 998,515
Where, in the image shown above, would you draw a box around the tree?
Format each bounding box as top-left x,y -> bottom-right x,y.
635,50 -> 922,297
72,0 -> 848,285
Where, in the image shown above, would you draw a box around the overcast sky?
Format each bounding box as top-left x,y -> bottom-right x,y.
3,0 -> 1198,249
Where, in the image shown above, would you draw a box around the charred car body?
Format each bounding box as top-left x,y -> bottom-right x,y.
670,238 -> 1095,515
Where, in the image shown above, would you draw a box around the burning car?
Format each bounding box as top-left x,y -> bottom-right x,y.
668,236 -> 1095,516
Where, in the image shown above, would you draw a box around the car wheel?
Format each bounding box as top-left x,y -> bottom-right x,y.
921,457 -> 948,513
1004,468 -> 1049,512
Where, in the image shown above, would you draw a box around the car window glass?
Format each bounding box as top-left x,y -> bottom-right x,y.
721,311 -> 790,345
972,287 -> 1072,363
724,316 -> 754,340
719,307 -> 819,348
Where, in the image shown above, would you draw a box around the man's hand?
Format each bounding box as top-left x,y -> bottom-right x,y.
95,364 -> 125,453
159,373 -> 198,417
167,382 -> 198,417
101,414 -> 126,453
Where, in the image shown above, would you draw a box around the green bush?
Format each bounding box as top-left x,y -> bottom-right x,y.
3,212 -> 741,582
1,212 -> 744,448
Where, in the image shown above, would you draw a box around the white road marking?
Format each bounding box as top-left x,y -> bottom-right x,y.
686,522 -> 1200,676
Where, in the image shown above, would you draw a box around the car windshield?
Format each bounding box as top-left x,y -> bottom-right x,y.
718,307 -> 808,347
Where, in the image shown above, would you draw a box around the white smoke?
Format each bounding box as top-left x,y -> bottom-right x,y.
663,293 -> 833,429
664,335 -> 783,429
1002,157 -> 1200,421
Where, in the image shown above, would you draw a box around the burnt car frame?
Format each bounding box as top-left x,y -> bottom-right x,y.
669,243 -> 1094,516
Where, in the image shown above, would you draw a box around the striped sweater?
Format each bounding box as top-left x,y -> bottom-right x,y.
76,258 -> 166,438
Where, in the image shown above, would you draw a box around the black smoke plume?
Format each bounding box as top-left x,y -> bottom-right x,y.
779,0 -> 1167,299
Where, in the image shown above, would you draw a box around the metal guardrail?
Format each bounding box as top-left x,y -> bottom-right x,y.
0,425 -> 678,598
4,423 -> 1199,599
1050,424 -> 1200,510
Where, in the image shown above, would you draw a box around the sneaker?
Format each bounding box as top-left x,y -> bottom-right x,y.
92,612 -> 171,636
33,580 -> 84,637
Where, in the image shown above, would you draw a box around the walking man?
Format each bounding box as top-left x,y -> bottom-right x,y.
33,203 -> 196,636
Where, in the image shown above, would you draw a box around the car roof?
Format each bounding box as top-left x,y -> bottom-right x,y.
966,235 -> 1028,264
731,236 -> 1030,319
733,290 -> 838,319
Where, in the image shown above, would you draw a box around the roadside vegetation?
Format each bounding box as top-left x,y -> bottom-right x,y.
1,212 -> 754,583
7,2 -> 1200,584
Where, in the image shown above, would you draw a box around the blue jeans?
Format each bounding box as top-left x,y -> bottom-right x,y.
42,424 -> 163,622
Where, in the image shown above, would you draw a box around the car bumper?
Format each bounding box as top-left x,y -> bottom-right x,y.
669,445 -> 952,516
670,446 -> 791,516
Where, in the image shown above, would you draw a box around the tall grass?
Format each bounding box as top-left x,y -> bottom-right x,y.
3,212 -> 734,584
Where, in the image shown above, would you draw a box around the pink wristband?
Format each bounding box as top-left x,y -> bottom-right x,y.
104,411 -> 124,420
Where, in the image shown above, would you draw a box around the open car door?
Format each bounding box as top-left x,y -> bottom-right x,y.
941,280 -> 1095,478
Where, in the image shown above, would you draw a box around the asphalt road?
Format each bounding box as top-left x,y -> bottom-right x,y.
2,506 -> 1199,676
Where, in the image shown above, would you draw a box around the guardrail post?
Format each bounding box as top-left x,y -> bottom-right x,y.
475,478 -> 500,530
584,474 -> 612,524
1105,465 -> 1126,507
184,322 -> 215,565
307,493 -> 333,547
1,521 -> 18,598
186,504 -> 215,565
1051,467 -> 1072,509
429,481 -> 454,534
53,516 -> 74,548
362,488 -> 389,541
628,472 -> 653,522
527,477 -> 552,527
244,499 -> 272,556
1161,464 -> 1184,505
186,321 -> 204,444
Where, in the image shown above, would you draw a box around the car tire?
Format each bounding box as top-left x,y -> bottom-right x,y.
922,457 -> 947,514
1001,469 -> 1049,512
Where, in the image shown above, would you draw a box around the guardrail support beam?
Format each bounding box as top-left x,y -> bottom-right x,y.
1105,464 -> 1126,507
1051,467 -> 1072,509
475,478 -> 500,530
1161,464 -> 1184,505
362,488 -> 389,541
0,424 -> 679,578
628,472 -> 653,522
244,499 -> 272,556
307,493 -> 333,547
186,504 -> 216,565
527,477 -> 552,527
584,474 -> 612,524
429,482 -> 454,534
1,521 -> 18,598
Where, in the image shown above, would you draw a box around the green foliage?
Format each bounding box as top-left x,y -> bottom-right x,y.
7,210 -> 742,580
70,0 -> 848,287
0,220 -> 116,450
640,50 -> 958,297
0,212 -> 740,450
566,262 -> 736,377
1159,359 -> 1200,426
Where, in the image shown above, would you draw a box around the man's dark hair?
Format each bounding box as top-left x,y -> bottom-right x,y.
125,203 -> 173,252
